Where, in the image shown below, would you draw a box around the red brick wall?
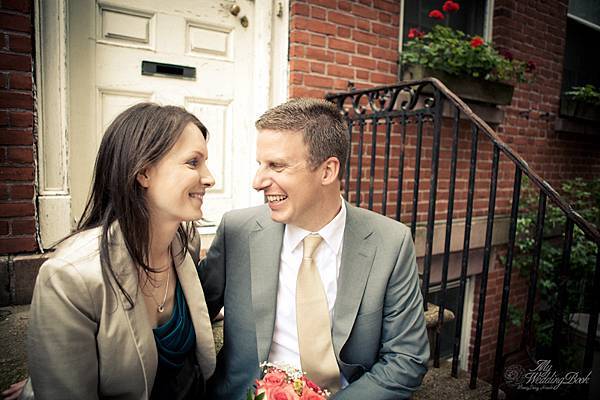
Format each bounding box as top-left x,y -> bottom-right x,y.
288,0 -> 400,98
0,0 -> 38,254
493,0 -> 600,183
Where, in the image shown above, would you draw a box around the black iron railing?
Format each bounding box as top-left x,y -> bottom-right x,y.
325,78 -> 600,398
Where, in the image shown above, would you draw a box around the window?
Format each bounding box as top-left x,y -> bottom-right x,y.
401,0 -> 490,45
562,1 -> 600,93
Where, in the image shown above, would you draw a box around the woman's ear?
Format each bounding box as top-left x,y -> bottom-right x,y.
136,170 -> 150,188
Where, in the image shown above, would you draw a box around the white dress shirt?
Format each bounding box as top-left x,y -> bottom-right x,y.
268,200 -> 348,386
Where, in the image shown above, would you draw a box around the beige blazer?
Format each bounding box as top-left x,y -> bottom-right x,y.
26,223 -> 215,400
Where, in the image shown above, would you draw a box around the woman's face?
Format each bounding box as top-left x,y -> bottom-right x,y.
138,122 -> 215,225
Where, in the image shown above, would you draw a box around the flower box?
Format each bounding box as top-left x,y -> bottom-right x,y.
559,97 -> 600,122
402,64 -> 515,106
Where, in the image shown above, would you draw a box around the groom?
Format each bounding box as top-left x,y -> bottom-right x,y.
199,98 -> 429,399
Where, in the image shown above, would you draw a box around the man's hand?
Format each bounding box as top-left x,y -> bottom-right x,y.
1,379 -> 26,400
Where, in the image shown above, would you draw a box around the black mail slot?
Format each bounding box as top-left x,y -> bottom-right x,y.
141,61 -> 196,80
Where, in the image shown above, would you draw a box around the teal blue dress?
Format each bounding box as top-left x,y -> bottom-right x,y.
150,281 -> 204,399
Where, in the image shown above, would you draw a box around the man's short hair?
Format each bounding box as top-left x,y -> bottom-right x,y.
255,98 -> 349,180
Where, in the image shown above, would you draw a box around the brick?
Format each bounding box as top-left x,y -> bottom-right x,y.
0,236 -> 37,254
351,4 -> 378,20
353,31 -> 378,45
328,11 -> 355,27
373,0 -> 398,13
0,128 -> 33,145
290,72 -> 303,85
0,12 -> 31,33
0,184 -> 7,200
9,72 -> 31,90
351,55 -> 377,70
310,62 -> 325,74
9,184 -> 33,200
290,2 -> 309,16
7,147 -> 32,163
8,34 -> 31,52
305,47 -> 334,62
0,73 -> 7,89
2,0 -> 32,13
372,47 -> 397,62
327,64 -> 354,79
0,166 -> 34,181
0,52 -> 31,71
0,202 -> 34,217
328,37 -> 355,52
0,33 -> 6,49
304,75 -> 334,89
357,44 -> 370,55
0,110 -> 8,126
290,59 -> 310,72
290,30 -> 309,44
0,220 -> 8,235
13,254 -> 47,303
11,218 -> 35,235
370,72 -> 395,84
356,70 -> 369,80
305,19 -> 336,36
338,1 -> 352,12
356,18 -> 370,32
337,26 -> 351,38
8,111 -> 32,127
335,52 -> 349,64
310,0 -> 337,9
310,6 -> 326,20
289,45 -> 304,58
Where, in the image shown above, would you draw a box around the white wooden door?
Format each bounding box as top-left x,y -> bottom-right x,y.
68,0 -> 258,228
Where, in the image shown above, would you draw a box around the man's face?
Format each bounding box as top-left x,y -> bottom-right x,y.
252,129 -> 324,230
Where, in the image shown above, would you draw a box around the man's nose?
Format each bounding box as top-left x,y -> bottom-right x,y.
252,168 -> 269,192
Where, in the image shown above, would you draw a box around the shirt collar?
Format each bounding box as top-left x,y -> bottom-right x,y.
284,199 -> 347,255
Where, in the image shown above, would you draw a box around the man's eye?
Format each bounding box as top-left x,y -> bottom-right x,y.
271,164 -> 285,171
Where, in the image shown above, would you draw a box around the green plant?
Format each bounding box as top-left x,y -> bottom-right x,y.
401,2 -> 535,83
564,84 -> 600,105
511,177 -> 600,366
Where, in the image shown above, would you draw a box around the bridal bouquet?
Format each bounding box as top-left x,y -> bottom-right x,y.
246,363 -> 330,400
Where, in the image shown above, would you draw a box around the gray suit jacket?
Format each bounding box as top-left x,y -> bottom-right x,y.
199,202 -> 429,399
26,223 -> 216,399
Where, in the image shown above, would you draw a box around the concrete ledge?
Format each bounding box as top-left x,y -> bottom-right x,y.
0,254 -> 49,306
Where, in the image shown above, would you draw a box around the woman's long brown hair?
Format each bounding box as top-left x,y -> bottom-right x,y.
75,102 -> 208,308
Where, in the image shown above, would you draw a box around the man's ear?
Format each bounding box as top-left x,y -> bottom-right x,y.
321,157 -> 340,185
136,169 -> 150,188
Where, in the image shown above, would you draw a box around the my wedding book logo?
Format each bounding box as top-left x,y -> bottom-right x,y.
503,359 -> 592,391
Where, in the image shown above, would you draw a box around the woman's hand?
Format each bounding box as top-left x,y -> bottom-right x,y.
1,379 -> 26,400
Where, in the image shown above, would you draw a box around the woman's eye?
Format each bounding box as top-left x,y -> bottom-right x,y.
187,159 -> 199,167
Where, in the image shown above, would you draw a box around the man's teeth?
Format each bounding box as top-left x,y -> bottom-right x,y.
267,195 -> 287,202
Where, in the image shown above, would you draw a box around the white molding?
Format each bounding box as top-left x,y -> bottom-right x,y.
35,0 -> 71,248
459,277 -> 474,371
567,13 -> 600,33
484,0 -> 495,42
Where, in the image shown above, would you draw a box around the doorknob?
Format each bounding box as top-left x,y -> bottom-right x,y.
229,4 -> 240,16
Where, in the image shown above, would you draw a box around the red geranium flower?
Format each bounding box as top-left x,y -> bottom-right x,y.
428,9 -> 445,20
470,36 -> 484,48
499,48 -> 514,61
526,60 -> 536,72
442,1 -> 460,12
408,28 -> 424,39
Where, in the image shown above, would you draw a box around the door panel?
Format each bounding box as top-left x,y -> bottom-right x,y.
69,0 -> 256,225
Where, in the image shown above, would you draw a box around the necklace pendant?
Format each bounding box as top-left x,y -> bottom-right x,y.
157,305 -> 165,313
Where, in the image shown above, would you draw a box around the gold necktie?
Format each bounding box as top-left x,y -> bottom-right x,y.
296,234 -> 340,392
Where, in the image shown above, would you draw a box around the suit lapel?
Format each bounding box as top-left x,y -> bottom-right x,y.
249,215 -> 284,363
107,222 -> 157,396
333,204 -> 376,352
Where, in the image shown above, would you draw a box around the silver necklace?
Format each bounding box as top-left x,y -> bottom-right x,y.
150,267 -> 170,313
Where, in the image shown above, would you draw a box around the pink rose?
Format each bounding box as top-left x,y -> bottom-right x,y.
300,387 -> 326,400
269,385 -> 300,400
263,371 -> 287,388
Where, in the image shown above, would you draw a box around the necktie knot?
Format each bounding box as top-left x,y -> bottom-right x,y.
303,234 -> 323,260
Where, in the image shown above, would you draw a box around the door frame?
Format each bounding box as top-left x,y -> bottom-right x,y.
34,0 -> 289,248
